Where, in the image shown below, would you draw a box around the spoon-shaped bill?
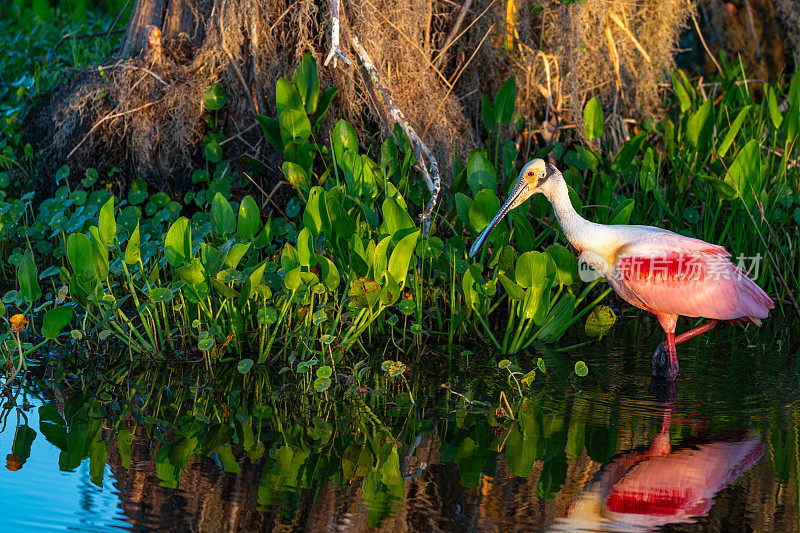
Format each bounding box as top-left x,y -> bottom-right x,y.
468,176 -> 532,258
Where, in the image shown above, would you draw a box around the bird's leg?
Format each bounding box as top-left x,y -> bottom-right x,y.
673,319 -> 718,345
651,332 -> 678,380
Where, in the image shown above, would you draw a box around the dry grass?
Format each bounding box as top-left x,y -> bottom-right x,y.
45,0 -> 698,188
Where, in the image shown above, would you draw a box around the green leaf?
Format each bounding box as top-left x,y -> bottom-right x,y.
237,358 -> 254,374
671,71 -> 691,113
212,192 -> 236,235
725,139 -> 761,207
382,197 -> 416,241
276,77 -> 312,143
493,76 -> 517,125
608,198 -> 634,225
125,222 -> 141,265
498,359 -> 511,369
237,195 -> 261,241
18,251 -> 41,303
204,83 -> 228,110
639,147 -> 657,192
466,151 -> 497,196
296,227 -> 317,267
766,84 -> 783,130
67,233 -> 97,279
314,87 -> 338,131
686,99 -> 714,151
584,305 -> 616,338
332,119 -> 359,167
254,114 -> 282,151
98,196 -> 116,246
164,217 -> 192,268
303,186 -> 330,235
148,287 -> 175,303
498,273 -> 525,300
282,161 -> 310,192
468,189 -> 501,234
545,244 -> 577,287
42,305 -> 72,340
717,106 -> 750,158
314,377 -> 331,392
583,97 -> 604,140
388,231 -> 420,286
294,52 -> 320,115
398,299 -> 415,315
316,365 -> 332,379
574,361 -> 589,377
481,94 -> 495,134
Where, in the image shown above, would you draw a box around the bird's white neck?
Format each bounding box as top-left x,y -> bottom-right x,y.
542,174 -> 617,254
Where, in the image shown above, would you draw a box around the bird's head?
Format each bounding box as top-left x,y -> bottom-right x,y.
468,158 -> 560,258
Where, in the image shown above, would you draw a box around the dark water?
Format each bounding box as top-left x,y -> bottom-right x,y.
0,319 -> 798,532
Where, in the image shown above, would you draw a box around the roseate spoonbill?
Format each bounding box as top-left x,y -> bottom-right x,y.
550,407 -> 764,531
469,159 -> 774,380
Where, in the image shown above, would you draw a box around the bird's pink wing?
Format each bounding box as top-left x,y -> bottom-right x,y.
610,234 -> 772,320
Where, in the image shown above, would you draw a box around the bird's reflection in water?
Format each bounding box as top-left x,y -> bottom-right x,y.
550,384 -> 764,532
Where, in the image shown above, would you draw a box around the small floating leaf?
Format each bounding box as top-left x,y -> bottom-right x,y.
574,361 -> 589,377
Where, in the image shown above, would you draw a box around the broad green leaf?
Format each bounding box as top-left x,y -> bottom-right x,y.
254,114 -> 282,151
382,197 -> 415,241
608,198 -> 634,225
388,230 -> 420,286
282,161 -> 310,191
493,76 -> 517,125
332,119 -> 359,167
498,273 -> 524,300
303,186 -> 329,235
583,97 -> 604,140
275,77 -> 311,143
164,217 -> 192,268
545,244 -> 577,287
314,87 -> 338,131
296,227 -> 317,267
148,287 -> 174,303
585,305 -> 616,338
766,84 -> 783,130
42,305 -> 72,340
671,71 -> 691,113
468,189 -> 501,234
237,195 -> 261,241
67,233 -> 97,279
98,197 -> 116,246
481,94 -> 495,133
725,139 -> 761,207
211,192 -> 236,235
294,52 -> 320,115
125,222 -> 141,265
204,83 -> 228,110
686,99 -> 714,150
18,251 -> 41,303
466,151 -> 497,196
